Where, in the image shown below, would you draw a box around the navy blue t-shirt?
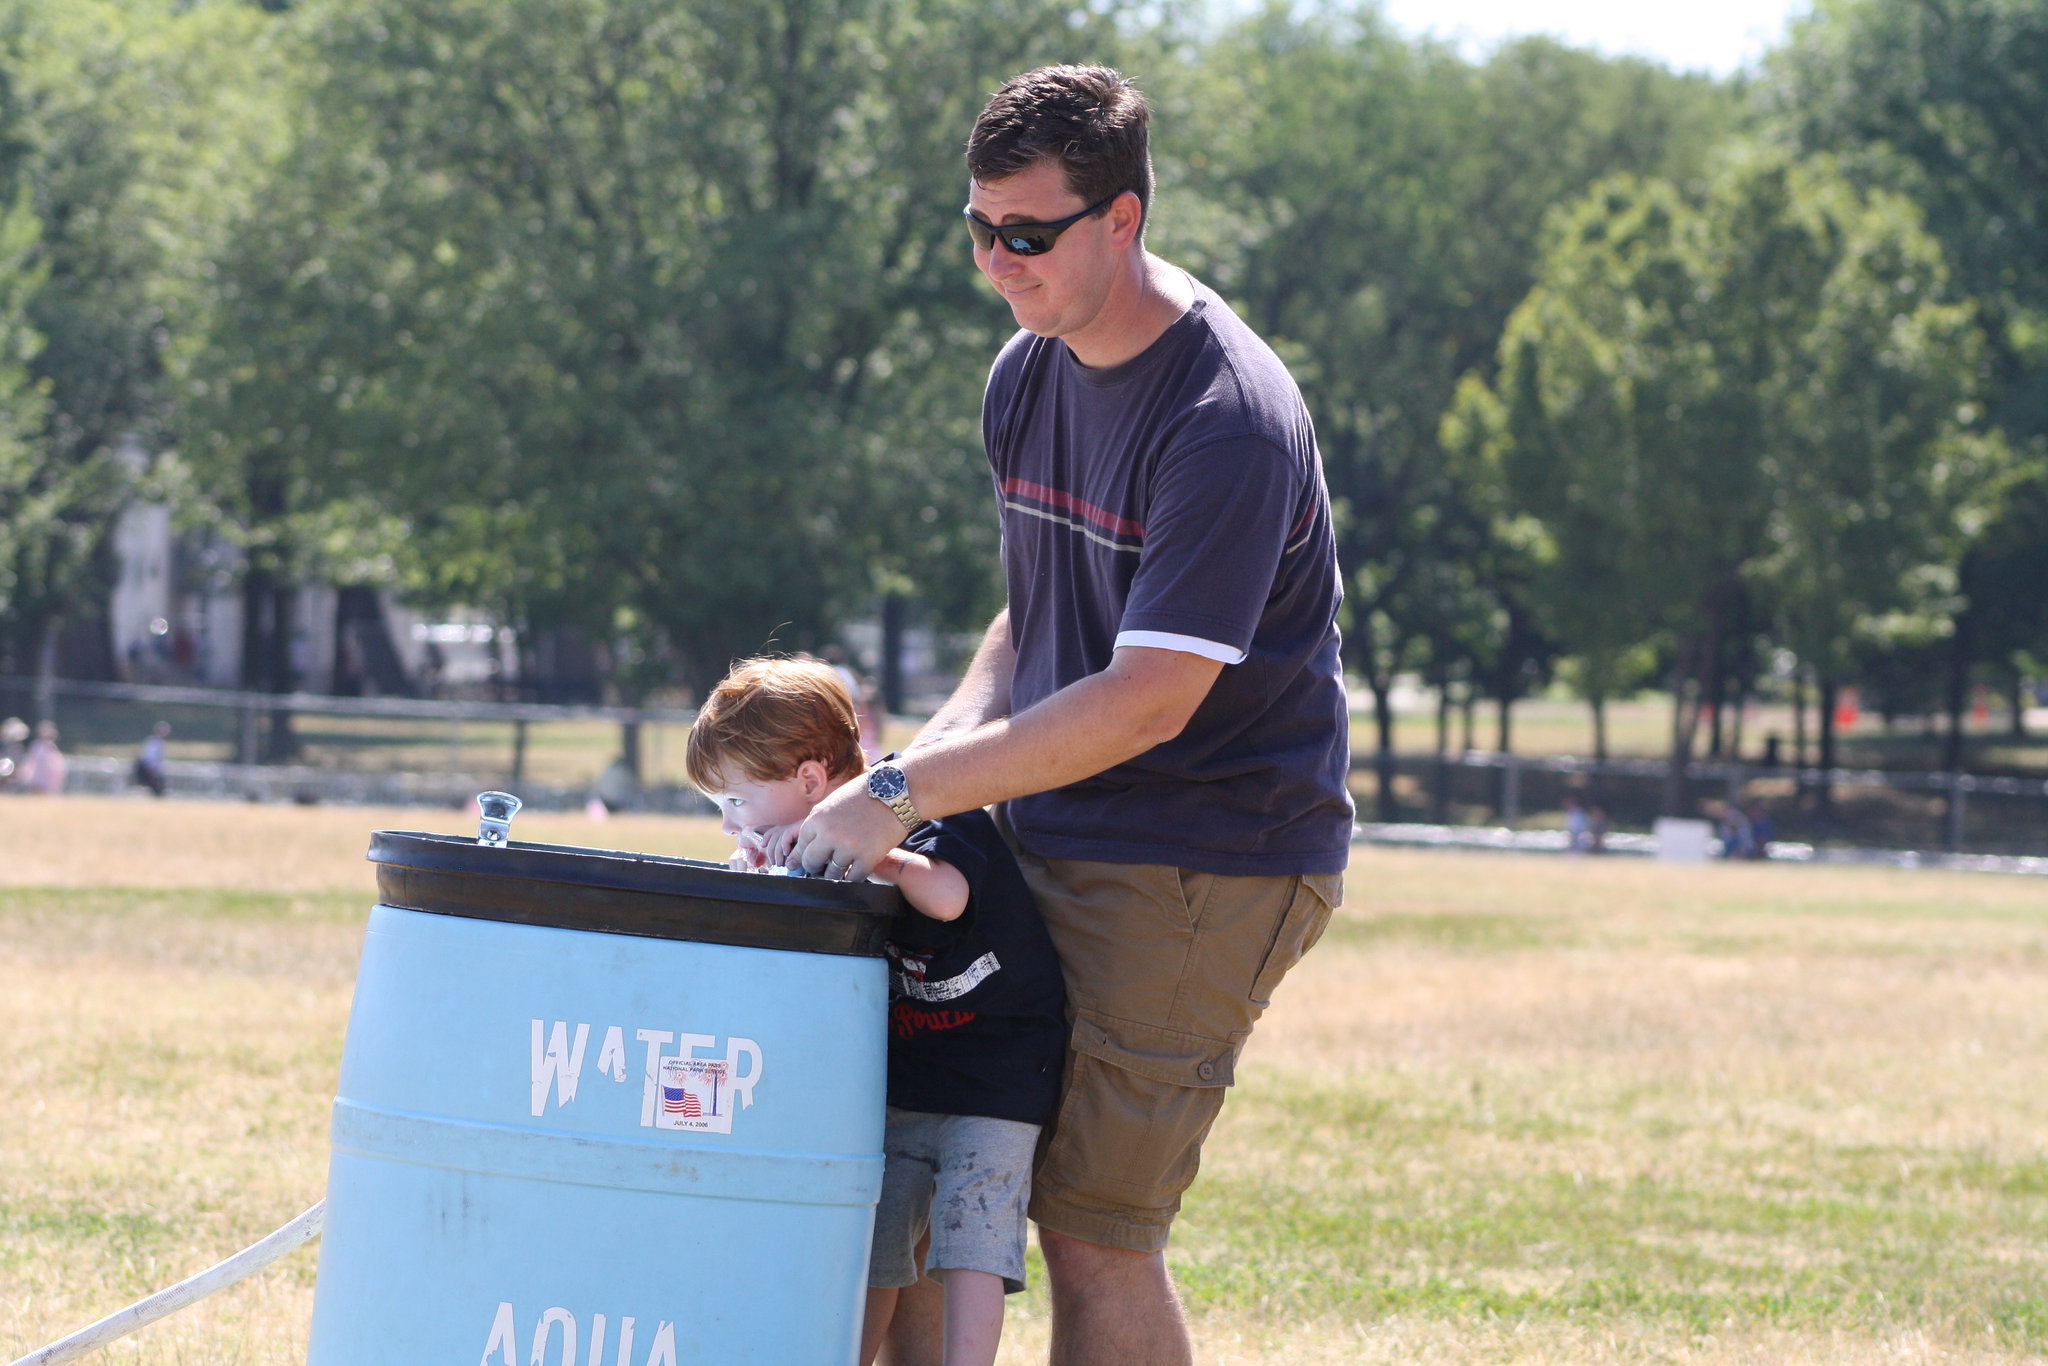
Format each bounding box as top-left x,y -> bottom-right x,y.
983,277 -> 1354,876
885,808 -> 1067,1126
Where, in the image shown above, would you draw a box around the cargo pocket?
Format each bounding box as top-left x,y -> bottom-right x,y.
1249,872 -> 1339,1011
1038,1012 -> 1236,1215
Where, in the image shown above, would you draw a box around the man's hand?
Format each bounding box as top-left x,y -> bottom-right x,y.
791,780 -> 904,882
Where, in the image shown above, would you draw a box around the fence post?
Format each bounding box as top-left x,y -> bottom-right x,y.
238,704 -> 259,766
1946,773 -> 1968,853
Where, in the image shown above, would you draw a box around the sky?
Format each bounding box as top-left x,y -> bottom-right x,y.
1368,0 -> 1809,76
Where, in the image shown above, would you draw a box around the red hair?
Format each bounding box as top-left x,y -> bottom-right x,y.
685,657 -> 865,790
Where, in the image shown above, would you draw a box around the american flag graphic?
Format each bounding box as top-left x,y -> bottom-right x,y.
655,1057 -> 731,1131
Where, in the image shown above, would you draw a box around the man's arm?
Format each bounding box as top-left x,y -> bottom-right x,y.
793,643 -> 1223,881
910,610 -> 1015,748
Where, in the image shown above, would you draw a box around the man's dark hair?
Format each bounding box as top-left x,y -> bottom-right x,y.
968,65 -> 1153,232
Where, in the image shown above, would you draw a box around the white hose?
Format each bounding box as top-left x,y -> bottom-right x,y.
6,1200 -> 325,1366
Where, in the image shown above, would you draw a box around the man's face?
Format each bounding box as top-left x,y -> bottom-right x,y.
967,160 -> 1126,339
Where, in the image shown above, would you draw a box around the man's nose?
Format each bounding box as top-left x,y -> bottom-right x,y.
981,243 -> 1023,278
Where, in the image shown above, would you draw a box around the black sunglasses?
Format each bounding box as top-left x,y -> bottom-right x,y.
962,192 -> 1122,257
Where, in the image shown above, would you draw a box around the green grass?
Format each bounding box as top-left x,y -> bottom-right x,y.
1171,1074 -> 2048,1347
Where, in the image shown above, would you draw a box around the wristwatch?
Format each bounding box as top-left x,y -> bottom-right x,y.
866,762 -> 922,831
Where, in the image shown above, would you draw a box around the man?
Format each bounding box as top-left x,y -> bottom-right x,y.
796,65 -> 1352,1364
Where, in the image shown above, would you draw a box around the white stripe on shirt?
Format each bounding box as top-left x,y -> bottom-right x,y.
1113,630 -> 1248,665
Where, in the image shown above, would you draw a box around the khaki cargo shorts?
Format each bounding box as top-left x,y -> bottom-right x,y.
997,810 -> 1342,1253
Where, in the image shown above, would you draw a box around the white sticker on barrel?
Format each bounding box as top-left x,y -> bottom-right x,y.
654,1056 -> 731,1133
629,1029 -> 762,1130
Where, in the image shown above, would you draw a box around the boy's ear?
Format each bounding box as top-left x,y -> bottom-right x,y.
795,758 -> 831,799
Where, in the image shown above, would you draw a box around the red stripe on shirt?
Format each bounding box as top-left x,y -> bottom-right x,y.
1000,479 -> 1145,540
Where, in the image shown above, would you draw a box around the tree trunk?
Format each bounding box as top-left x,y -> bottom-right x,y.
1792,666 -> 1808,775
620,719 -> 642,779
240,566 -> 267,694
241,561 -> 290,765
2010,673 -> 2028,740
1432,679 -> 1451,825
1942,608 -> 1970,774
1663,637 -> 1707,817
1707,638 -> 1726,758
1792,669 -> 1806,766
1495,691 -> 1515,817
1817,675 -> 1839,822
1729,683 -> 1747,763
263,583 -> 297,762
1590,694 -> 1608,763
1372,678 -> 1398,824
879,592 -> 907,716
33,615 -> 59,726
1459,686 -> 1476,753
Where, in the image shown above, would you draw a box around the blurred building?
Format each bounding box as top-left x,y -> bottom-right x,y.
100,496 -> 522,699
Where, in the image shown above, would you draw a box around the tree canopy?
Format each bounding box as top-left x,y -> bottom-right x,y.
0,0 -> 2042,795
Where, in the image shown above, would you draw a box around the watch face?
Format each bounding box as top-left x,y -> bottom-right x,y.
868,765 -> 908,803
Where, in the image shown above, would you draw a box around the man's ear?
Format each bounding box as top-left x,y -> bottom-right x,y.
1108,190 -> 1144,248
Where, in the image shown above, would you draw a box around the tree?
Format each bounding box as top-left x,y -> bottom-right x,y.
1770,0 -> 2048,762
0,0 -> 287,687
1745,157 -> 1999,790
1469,154 -> 1996,811
189,0 -> 1127,713
1464,175 -> 1765,811
1171,9 -> 1735,819
1954,472 -> 2048,743
0,179 -> 50,649
1770,0 -> 2048,438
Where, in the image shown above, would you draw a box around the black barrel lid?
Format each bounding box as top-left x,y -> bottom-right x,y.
368,831 -> 900,958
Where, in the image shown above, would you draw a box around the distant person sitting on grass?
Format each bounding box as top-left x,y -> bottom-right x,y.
1719,803 -> 1756,860
1565,793 -> 1591,852
1743,801 -> 1773,858
684,657 -> 1067,1366
133,721 -> 171,797
20,720 -> 65,795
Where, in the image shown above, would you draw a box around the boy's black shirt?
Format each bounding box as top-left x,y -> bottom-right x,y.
887,807 -> 1067,1126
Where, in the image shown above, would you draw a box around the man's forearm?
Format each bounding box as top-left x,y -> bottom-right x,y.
792,642 -> 1221,882
898,645 -> 1222,819
911,610 -> 1015,748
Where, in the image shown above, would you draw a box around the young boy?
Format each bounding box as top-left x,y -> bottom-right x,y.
684,658 -> 1067,1366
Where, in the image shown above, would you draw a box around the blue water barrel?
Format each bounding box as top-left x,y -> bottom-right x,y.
306,831 -> 898,1366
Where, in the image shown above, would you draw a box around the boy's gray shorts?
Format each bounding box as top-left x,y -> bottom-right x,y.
868,1107 -> 1041,1294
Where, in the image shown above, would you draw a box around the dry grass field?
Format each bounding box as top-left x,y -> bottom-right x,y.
2,794 -> 2044,1364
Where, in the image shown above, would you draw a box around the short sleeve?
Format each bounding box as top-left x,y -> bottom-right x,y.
1117,434 -> 1304,658
903,814 -> 995,905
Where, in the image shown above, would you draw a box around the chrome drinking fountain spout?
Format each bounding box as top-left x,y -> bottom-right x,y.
475,791 -> 522,847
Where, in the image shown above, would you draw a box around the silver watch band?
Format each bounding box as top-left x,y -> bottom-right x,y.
881,790 -> 920,830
